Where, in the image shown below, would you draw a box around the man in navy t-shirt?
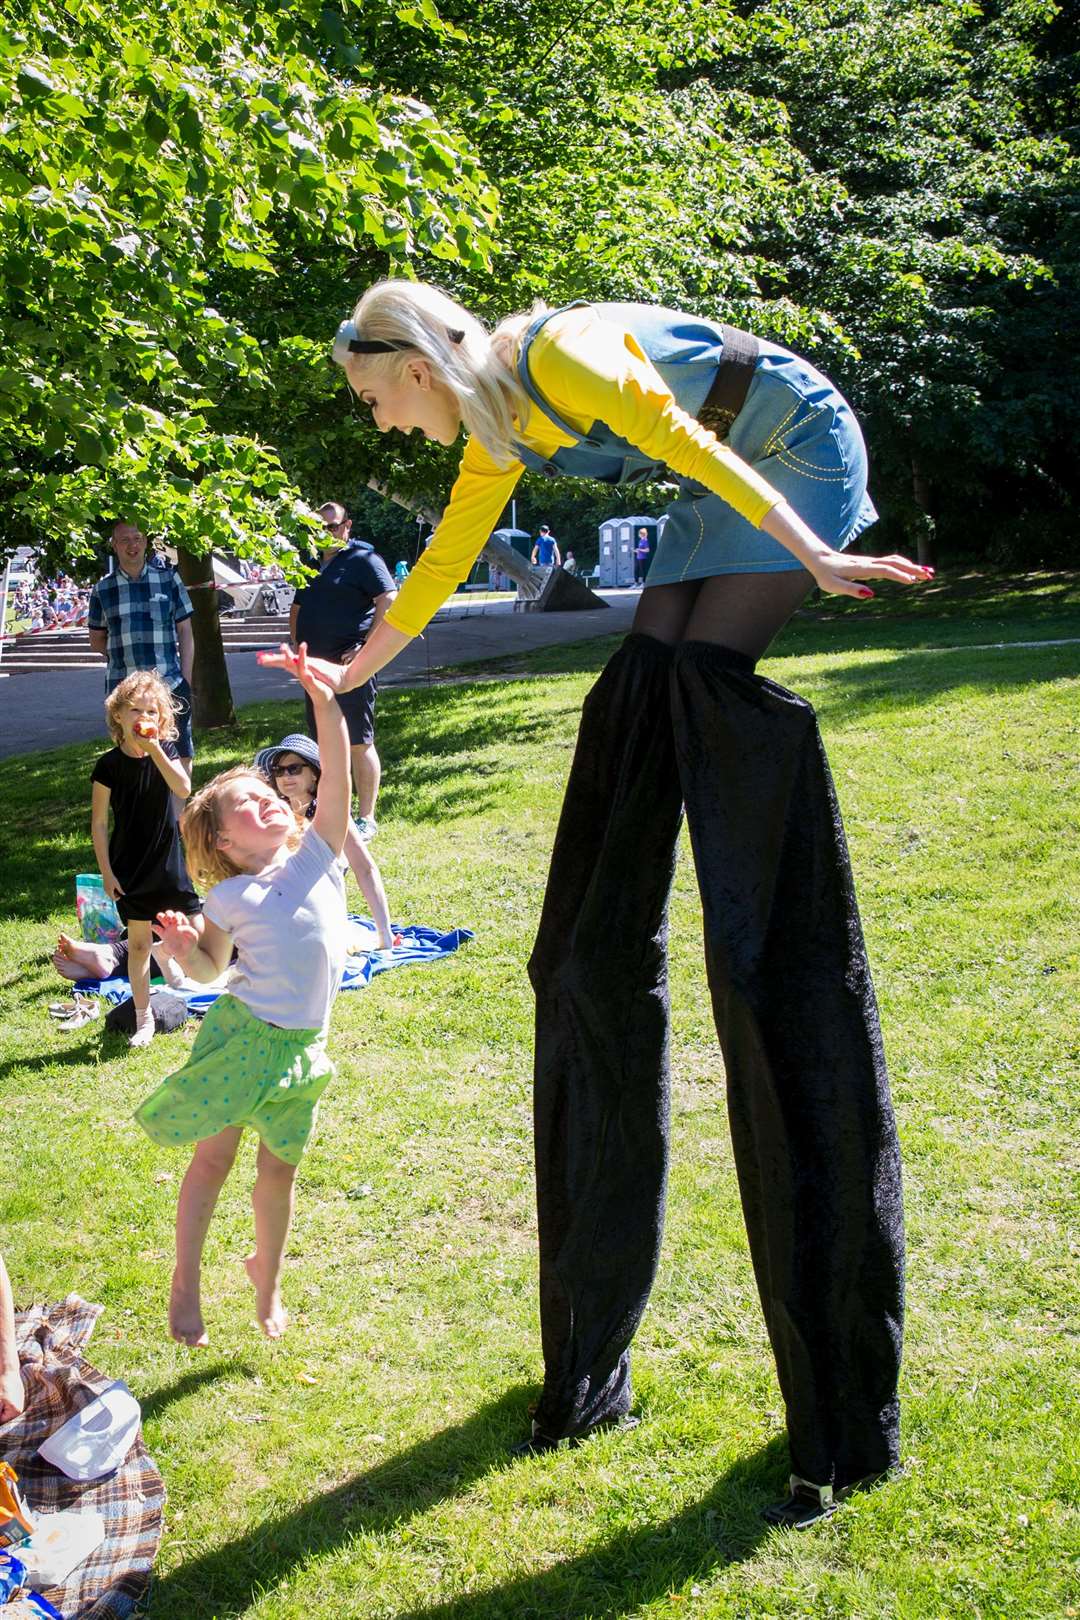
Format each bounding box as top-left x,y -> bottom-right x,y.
531,524 -> 561,569
290,502 -> 396,839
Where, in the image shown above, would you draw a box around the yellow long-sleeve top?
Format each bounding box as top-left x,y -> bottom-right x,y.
385,303 -> 784,638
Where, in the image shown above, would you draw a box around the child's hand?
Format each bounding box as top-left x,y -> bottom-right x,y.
258,643 -> 345,695
103,871 -> 124,902
266,642 -> 339,706
0,1368 -> 25,1424
153,909 -> 200,961
131,718 -> 162,755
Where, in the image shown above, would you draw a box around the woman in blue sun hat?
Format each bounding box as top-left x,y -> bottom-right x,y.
255,733 -> 396,952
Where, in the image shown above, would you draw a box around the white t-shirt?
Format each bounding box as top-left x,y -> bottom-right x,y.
204,828 -> 346,1033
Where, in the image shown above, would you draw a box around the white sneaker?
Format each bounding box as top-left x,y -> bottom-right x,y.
355,817 -> 378,843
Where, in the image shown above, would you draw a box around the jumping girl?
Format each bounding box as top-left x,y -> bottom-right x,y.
253,732 -> 397,951
91,670 -> 199,1047
135,649 -> 349,1345
262,280 -> 931,1525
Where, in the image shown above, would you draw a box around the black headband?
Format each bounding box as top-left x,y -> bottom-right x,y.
332,318 -> 465,366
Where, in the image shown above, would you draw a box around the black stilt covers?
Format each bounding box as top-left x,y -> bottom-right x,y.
529,633 -> 904,1487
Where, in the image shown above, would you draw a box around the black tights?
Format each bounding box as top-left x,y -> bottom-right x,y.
632,571 -> 814,661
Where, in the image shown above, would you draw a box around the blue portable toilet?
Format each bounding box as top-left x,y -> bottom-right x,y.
597,515 -> 660,587
486,525 -> 532,589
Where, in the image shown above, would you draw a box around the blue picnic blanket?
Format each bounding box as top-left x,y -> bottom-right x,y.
75,917 -> 474,1017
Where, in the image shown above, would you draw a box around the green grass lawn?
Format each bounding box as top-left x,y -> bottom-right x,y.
1,572 -> 1077,1618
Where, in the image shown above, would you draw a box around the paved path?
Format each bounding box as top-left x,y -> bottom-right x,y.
0,593 -> 637,760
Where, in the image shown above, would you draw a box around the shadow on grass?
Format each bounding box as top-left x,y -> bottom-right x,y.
140,1362 -> 253,1426
0,1040 -> 108,1084
0,683 -> 571,923
805,639 -> 1079,727
386,1441 -> 784,1620
148,1383 -> 781,1619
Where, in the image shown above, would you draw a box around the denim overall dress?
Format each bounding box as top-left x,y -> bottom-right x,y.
512,302 -> 878,584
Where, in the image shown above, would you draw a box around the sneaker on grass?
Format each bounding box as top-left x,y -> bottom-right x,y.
355,816 -> 378,842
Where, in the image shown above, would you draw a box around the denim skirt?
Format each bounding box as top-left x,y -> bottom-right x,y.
646,341 -> 877,585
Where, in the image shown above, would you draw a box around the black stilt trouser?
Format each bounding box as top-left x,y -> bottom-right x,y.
528,634 -> 905,1485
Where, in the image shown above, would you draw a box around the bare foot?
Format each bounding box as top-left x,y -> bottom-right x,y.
53,933 -> 116,980
169,1273 -> 209,1347
244,1254 -> 288,1339
129,1007 -> 155,1048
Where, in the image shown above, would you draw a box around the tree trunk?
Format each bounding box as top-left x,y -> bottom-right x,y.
911,456 -> 937,568
176,547 -> 235,729
366,475 -> 545,598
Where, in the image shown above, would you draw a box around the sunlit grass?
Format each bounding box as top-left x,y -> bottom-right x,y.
1,573 -> 1077,1618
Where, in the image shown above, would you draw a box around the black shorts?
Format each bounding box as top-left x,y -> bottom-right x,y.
306,675 -> 377,747
171,676 -> 195,758
118,890 -> 202,925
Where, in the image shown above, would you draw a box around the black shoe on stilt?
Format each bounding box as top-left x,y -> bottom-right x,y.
511,1413 -> 642,1458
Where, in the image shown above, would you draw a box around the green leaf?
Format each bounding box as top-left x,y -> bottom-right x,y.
16,64 -> 55,99
73,429 -> 104,464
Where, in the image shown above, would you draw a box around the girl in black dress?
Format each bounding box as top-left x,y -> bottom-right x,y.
90,671 -> 201,1046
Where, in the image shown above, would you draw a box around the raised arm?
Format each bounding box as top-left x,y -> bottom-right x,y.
137,733 -> 191,799
270,644 -> 350,855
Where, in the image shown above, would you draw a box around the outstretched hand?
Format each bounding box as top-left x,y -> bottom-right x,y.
810,550 -> 934,600
153,909 -> 200,962
257,643 -> 344,698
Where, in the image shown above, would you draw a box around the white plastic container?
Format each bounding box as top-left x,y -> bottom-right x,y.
37,1382 -> 140,1481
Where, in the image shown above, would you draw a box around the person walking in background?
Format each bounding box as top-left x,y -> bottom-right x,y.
87,521 -> 195,772
563,549 -> 578,576
633,526 -> 651,585
531,523 -> 561,568
394,558 -> 411,587
290,502 -> 396,841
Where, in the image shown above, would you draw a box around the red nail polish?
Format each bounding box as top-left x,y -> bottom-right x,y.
859,589 -> 874,599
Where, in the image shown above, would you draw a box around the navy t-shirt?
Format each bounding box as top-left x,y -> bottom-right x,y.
294,542 -> 395,660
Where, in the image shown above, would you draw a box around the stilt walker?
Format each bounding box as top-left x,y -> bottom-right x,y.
275,279 -> 931,1527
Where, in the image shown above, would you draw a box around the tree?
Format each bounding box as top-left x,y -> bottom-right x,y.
0,0 -> 495,718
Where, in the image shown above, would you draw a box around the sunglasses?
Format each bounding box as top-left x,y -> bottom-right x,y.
271,761 -> 311,778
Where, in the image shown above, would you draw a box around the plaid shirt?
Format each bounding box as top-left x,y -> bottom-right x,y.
87,558 -> 192,692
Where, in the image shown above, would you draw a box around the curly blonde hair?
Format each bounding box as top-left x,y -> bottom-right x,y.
105,670 -> 179,746
181,766 -> 303,890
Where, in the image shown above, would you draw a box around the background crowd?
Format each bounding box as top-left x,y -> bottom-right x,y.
7,572 -> 92,634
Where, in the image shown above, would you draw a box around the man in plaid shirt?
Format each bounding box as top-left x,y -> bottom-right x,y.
87,521 -> 196,766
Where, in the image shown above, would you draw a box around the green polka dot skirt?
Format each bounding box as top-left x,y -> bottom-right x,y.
135,993 -> 333,1165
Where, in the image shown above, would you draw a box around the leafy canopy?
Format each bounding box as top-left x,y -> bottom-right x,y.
0,0 -> 495,571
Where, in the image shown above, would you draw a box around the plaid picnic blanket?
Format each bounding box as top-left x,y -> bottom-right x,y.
1,1297 -> 164,1620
